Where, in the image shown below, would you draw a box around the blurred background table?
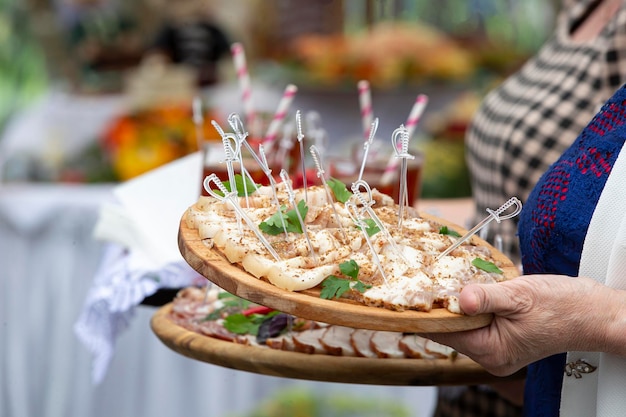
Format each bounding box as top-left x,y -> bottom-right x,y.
417,198 -> 475,229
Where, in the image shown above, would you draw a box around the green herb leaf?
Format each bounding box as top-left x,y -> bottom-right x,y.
320,276 -> 353,299
338,259 -> 359,280
439,225 -> 461,237
259,200 -> 309,235
472,258 -> 503,274
213,174 -> 259,197
259,205 -> 289,235
320,260 -> 371,300
356,218 -> 380,237
350,280 -> 372,293
223,311 -> 280,335
327,177 -> 352,203
222,313 -> 257,334
285,200 -> 309,233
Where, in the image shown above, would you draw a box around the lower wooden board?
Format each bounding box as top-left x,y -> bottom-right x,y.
178,210 -> 518,333
151,304 -> 525,386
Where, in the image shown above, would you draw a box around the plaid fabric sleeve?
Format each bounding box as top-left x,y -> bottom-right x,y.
465,0 -> 626,262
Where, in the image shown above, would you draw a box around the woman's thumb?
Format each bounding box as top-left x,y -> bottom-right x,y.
459,283 -> 516,316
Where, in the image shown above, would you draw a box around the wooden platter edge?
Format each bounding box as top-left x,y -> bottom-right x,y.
151,304 -> 525,386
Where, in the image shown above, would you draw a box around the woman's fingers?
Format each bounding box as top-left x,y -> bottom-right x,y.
460,278 -> 537,316
425,275 -> 616,376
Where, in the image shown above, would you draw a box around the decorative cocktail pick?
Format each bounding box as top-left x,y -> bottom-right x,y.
211,120 -> 240,196
345,201 -> 388,284
258,144 -> 289,240
310,144 -> 347,241
225,113 -> 258,207
391,125 -> 414,229
350,180 -> 408,263
357,117 -> 379,183
257,143 -> 281,201
280,169 -> 317,264
306,111 -> 328,153
275,122 -> 295,173
380,94 -> 428,186
203,174 -> 281,262
227,113 -> 289,240
211,120 -> 243,232
437,197 -> 523,260
295,110 -> 308,204
228,114 -> 273,190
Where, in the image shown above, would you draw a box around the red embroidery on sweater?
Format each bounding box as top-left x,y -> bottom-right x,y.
588,102 -> 626,136
525,160 -> 574,272
533,163 -> 571,232
603,104 -> 626,126
576,148 -> 613,177
588,124 -> 606,136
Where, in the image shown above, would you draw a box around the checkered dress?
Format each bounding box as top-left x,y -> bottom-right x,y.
466,0 -> 626,261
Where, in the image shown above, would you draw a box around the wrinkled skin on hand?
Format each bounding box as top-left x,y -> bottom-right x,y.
425,275 -> 625,377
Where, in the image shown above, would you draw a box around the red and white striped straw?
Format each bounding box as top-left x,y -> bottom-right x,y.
358,80 -> 373,140
380,93 -> 429,185
404,94 -> 429,138
263,84 -> 298,145
231,42 -> 256,135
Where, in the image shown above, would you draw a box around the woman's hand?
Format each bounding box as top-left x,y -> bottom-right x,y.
426,275 -> 623,376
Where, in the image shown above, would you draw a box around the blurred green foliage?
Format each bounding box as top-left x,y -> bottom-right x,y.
0,0 -> 48,134
345,0 -> 555,55
232,388 -> 412,417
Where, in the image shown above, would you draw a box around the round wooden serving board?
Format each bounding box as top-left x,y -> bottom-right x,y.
178,211 -> 518,333
151,303 -> 525,386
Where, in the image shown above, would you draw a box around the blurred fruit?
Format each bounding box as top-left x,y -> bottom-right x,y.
101,103 -> 221,181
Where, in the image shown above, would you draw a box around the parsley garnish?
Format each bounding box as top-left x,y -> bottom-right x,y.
339,259 -> 359,279
327,177 -> 352,203
320,260 -> 372,299
223,311 -> 280,335
356,218 -> 380,237
472,258 -> 503,274
212,174 -> 259,197
259,199 -> 309,235
439,225 -> 461,237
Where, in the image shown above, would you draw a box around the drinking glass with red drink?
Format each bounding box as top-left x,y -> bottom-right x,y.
199,114 -> 305,196
329,140 -> 424,205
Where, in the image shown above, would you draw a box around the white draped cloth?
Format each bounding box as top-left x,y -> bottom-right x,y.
74,152 -> 206,383
560,144 -> 626,416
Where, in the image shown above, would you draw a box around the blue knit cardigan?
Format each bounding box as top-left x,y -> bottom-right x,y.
519,85 -> 626,416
